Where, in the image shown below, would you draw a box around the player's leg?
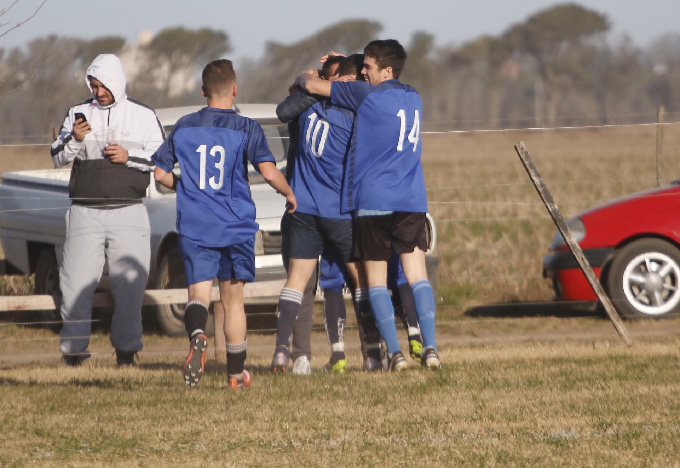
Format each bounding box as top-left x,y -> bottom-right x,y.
219,240 -> 256,388
272,212 -> 322,373
395,212 -> 441,370
183,280 -> 212,387
388,253 -> 422,360
320,250 -> 348,373
178,235 -> 218,386
273,257 -> 317,372
398,246 -> 432,343
322,216 -> 382,371
212,303 -> 226,363
348,261 -> 384,371
355,214 -> 407,372
291,266 -> 316,375
281,212 -> 315,374
219,278 -> 252,389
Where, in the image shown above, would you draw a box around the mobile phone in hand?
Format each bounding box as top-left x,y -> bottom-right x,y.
74,112 -> 87,123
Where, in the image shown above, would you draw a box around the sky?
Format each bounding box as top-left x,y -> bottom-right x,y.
1,0 -> 679,66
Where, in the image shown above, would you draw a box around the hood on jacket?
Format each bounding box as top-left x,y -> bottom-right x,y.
85,54 -> 128,108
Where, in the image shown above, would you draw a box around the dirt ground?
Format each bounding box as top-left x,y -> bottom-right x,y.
3,304 -> 680,367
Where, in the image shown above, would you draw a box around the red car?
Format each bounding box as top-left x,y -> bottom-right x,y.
543,182 -> 680,319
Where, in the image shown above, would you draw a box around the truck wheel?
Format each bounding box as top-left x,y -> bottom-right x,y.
33,249 -> 62,331
605,238 -> 680,319
155,247 -> 214,337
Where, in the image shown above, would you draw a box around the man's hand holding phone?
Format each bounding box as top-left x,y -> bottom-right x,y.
72,112 -> 91,142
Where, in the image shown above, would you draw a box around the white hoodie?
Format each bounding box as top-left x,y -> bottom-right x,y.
51,54 -> 164,206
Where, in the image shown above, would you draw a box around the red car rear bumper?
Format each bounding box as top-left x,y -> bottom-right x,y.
543,247 -> 613,301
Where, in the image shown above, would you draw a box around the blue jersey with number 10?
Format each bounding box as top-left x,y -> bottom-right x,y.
331,79 -> 427,213
292,100 -> 354,219
152,107 -> 275,248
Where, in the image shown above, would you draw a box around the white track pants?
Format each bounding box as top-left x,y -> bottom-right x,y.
59,204 -> 150,356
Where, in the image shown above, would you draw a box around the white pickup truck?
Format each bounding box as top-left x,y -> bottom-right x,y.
0,104 -> 289,335
0,104 -> 439,336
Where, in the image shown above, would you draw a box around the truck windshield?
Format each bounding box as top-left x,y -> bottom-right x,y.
249,123 -> 289,184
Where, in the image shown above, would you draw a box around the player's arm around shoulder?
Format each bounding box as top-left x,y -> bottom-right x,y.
295,72 -> 332,98
257,161 -> 296,213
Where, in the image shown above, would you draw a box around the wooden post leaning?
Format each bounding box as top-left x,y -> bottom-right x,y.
514,141 -> 632,345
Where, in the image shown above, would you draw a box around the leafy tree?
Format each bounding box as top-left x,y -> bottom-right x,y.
443,35 -> 515,128
505,3 -> 609,126
135,27 -> 230,104
77,36 -> 125,67
401,31 -> 435,93
590,37 -> 645,123
239,19 -> 380,102
646,34 -> 680,113
0,36 -> 86,141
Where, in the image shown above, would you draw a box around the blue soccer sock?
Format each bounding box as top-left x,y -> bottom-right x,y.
411,280 -> 437,349
368,286 -> 401,356
275,288 -> 303,348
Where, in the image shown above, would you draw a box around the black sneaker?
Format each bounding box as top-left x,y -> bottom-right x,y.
184,334 -> 208,386
63,354 -> 89,367
388,351 -> 408,372
115,350 -> 137,367
270,346 -> 290,374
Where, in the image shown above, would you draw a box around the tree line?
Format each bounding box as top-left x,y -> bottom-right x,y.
1,3 -> 679,143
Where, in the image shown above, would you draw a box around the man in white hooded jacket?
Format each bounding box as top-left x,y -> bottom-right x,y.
51,54 -> 164,366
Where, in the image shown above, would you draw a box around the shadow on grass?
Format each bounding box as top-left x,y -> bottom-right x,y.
465,301 -> 605,319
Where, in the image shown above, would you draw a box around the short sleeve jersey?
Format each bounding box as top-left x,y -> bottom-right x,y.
331,79 -> 427,213
291,100 -> 354,219
151,107 -> 275,248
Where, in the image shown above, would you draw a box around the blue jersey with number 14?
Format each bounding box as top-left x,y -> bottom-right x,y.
331,79 -> 427,213
151,107 -> 275,248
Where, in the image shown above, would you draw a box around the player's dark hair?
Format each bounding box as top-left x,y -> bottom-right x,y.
320,55 -> 344,79
337,54 -> 365,80
202,59 -> 236,98
364,39 -> 407,78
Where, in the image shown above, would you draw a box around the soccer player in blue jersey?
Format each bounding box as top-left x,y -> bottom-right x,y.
270,55 -> 369,374
278,56 -> 344,376
276,54 -> 385,373
152,59 -> 297,388
296,39 -> 442,371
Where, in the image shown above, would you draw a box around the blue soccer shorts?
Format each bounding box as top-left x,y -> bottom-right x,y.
319,248 -> 349,290
178,235 -> 255,285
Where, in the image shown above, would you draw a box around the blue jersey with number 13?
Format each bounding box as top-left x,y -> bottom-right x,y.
152,107 -> 275,248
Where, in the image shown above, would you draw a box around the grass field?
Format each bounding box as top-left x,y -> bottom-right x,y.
1,323 -> 680,467
2,123 -> 680,466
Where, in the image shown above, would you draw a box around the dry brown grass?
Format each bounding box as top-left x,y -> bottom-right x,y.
1,323 -> 680,467
422,123 -> 680,310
